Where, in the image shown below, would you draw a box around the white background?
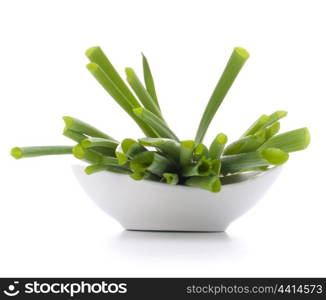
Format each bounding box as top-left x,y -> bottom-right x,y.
1,0 -> 325,277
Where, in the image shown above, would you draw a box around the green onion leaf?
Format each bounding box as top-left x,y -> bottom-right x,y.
221,148 -> 288,175
63,116 -> 116,140
63,128 -> 87,143
85,46 -> 141,108
195,47 -> 249,144
85,164 -> 131,175
163,173 -> 179,185
179,140 -> 195,168
133,107 -> 179,141
87,63 -> 157,137
223,131 -> 266,155
208,133 -> 228,159
11,146 -> 72,159
185,176 -> 221,193
130,151 -> 175,176
72,144 -> 102,163
182,157 -> 212,177
138,137 -> 180,163
259,127 -> 310,153
125,67 -> 162,119
142,53 -> 160,110
130,171 -> 160,181
81,137 -> 118,150
264,122 -> 280,140
241,114 -> 269,137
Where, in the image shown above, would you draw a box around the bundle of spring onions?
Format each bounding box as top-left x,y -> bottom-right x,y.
11,46 -> 310,193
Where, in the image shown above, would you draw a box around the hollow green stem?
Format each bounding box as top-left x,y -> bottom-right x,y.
138,137 -> 180,163
195,47 -> 249,144
142,53 -> 160,110
193,143 -> 209,160
63,116 -> 115,140
125,68 -> 162,119
182,158 -> 211,177
11,146 -> 73,159
81,137 -> 118,150
85,46 -> 141,108
101,156 -> 120,165
130,151 -> 175,176
241,111 -> 287,137
264,110 -> 287,128
223,131 -> 266,155
211,159 -> 221,176
264,122 -> 280,140
241,114 -> 269,137
208,133 -> 228,159
259,127 -> 310,153
81,137 -> 119,157
185,176 -> 221,193
163,173 -> 179,185
115,145 -> 128,165
221,148 -> 289,175
87,63 -> 157,137
115,138 -> 147,165
133,107 -> 179,141
85,164 -> 131,175
122,138 -> 147,158
72,144 -> 102,163
130,171 -> 160,181
179,140 -> 195,168
63,128 -> 87,143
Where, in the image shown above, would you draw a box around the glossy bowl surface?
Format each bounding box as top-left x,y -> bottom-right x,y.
73,165 -> 282,232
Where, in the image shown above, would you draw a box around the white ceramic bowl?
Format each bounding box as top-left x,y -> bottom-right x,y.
73,165 -> 282,232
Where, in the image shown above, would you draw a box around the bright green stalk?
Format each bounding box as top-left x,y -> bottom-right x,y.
125,68 -> 162,119
115,144 -> 128,165
11,146 -> 72,159
182,158 -> 211,177
133,107 -> 179,141
85,164 -> 131,175
223,131 -> 266,155
72,144 -> 102,163
63,128 -> 87,143
185,176 -> 221,193
195,47 -> 249,144
85,46 -> 140,108
193,143 -> 209,160
241,114 -> 269,137
115,138 -> 147,165
63,116 -> 115,140
81,137 -> 119,157
138,137 -> 180,163
87,63 -> 157,137
81,137 -> 118,150
179,140 -> 195,167
208,133 -> 228,159
259,127 -> 310,153
88,147 -> 116,157
221,148 -> 289,175
122,138 -> 147,158
264,110 -> 287,128
265,122 -> 280,140
211,159 -> 221,176
101,156 -> 120,165
241,111 -> 287,138
142,53 -> 160,110
130,151 -> 175,176
130,171 -> 160,181
163,173 -> 179,185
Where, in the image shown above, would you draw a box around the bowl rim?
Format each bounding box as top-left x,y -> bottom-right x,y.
73,164 -> 281,193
